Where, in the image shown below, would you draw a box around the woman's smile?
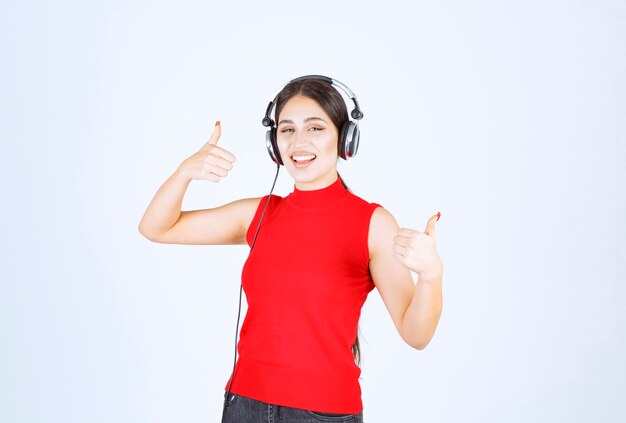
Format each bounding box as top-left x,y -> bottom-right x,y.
290,151 -> 317,167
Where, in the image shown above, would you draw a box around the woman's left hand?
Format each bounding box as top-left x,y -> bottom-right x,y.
392,212 -> 443,279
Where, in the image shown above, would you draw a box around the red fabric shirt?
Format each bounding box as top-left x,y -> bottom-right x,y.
224,177 -> 381,414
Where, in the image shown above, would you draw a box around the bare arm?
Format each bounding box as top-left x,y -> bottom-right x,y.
138,122 -> 260,245
369,207 -> 444,350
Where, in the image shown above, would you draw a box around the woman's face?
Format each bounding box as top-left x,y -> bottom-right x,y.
276,95 -> 340,191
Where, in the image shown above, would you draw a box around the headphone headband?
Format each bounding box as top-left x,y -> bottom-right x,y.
262,75 -> 363,128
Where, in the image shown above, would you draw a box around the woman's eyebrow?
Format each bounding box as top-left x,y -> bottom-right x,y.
277,117 -> 328,125
305,117 -> 327,123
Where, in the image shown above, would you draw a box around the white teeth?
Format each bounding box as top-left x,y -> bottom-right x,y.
292,155 -> 315,161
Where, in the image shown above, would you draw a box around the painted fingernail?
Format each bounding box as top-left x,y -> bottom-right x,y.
437,212 -> 441,221
215,121 -> 221,126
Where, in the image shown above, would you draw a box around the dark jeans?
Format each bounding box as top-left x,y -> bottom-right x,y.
221,391 -> 365,422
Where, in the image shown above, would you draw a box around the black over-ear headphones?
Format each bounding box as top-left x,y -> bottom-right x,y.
261,75 -> 364,165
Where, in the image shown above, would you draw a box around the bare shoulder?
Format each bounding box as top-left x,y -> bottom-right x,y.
199,196 -> 264,244
229,196 -> 265,234
368,207 -> 400,256
225,196 -> 263,215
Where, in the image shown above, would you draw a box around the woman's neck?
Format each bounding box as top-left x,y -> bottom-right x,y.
293,172 -> 339,191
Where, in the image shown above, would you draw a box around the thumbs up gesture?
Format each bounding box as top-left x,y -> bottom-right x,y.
392,212 -> 443,279
178,121 -> 236,182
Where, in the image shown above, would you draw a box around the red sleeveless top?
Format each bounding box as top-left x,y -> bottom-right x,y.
224,177 -> 381,414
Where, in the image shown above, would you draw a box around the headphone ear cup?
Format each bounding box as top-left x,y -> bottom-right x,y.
338,121 -> 360,160
265,127 -> 283,165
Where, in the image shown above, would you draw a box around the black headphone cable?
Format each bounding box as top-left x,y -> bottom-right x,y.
222,163 -> 281,416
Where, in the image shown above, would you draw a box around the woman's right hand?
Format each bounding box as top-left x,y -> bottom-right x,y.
177,121 -> 236,182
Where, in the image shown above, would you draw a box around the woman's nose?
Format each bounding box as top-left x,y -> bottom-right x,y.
291,130 -> 309,147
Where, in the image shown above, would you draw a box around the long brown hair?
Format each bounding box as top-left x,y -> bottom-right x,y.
275,77 -> 363,367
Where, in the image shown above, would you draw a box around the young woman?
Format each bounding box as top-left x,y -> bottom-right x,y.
138,76 -> 444,422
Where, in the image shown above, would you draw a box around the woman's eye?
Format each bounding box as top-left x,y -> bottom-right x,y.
309,127 -> 324,131
280,128 -> 294,133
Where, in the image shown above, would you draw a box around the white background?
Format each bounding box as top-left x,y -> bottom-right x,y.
2,0 -> 625,422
